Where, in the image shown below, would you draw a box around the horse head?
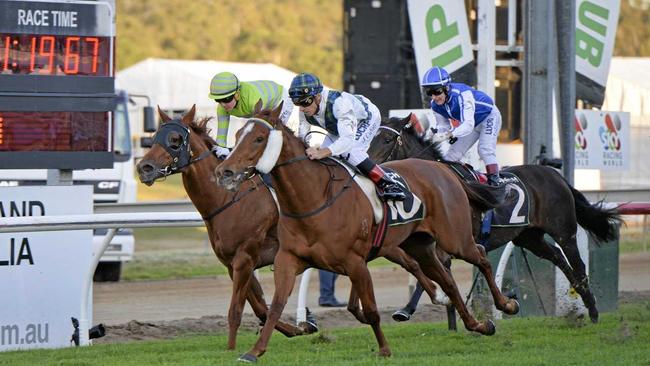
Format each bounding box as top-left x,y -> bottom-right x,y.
214,101 -> 290,192
137,104 -> 215,185
368,114 -> 444,163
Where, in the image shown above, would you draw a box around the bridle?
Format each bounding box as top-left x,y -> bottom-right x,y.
151,120 -> 256,220
151,120 -> 216,177
236,118 -> 355,219
376,121 -> 442,163
375,125 -> 404,164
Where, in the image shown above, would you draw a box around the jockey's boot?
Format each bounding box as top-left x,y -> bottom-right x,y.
357,158 -> 406,201
486,163 -> 501,186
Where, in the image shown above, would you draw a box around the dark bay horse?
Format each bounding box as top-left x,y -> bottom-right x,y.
136,106 -> 317,350
214,104 -> 519,361
368,114 -> 622,323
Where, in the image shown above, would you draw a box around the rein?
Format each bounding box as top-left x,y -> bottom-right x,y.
153,121 -> 255,219
274,155 -> 355,219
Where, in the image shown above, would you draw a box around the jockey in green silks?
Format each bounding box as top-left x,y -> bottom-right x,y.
207,71 -> 294,158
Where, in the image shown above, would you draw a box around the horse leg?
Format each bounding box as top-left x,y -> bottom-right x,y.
391,247 -> 453,321
245,273 -> 318,337
345,285 -> 371,323
543,230 -> 599,323
446,233 -> 519,316
227,256 -> 258,350
385,247 -> 449,306
406,244 -> 495,335
346,258 -> 391,357
240,250 -> 302,362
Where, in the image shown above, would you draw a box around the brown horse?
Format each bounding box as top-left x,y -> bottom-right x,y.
215,104 -> 519,361
136,106 -> 317,350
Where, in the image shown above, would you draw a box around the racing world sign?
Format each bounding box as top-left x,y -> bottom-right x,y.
574,110 -> 630,170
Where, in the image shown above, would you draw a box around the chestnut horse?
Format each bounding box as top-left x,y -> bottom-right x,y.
136,106 -> 317,350
368,114 -> 622,323
215,104 -> 519,361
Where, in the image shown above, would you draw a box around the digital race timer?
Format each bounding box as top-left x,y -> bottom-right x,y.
0,0 -> 116,169
1,33 -> 111,76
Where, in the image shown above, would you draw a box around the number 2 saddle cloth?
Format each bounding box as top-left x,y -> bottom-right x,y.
445,161 -> 530,227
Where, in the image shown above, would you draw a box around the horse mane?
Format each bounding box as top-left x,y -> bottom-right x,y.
188,116 -> 217,149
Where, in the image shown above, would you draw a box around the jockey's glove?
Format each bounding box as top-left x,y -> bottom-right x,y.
431,131 -> 453,143
214,145 -> 231,159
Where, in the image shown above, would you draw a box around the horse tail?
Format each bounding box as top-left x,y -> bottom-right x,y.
459,179 -> 505,211
568,184 -> 623,243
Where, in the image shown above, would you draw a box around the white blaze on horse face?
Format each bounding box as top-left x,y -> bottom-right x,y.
255,129 -> 282,174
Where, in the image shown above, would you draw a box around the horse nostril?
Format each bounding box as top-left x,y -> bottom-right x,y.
223,169 -> 233,178
138,162 -> 154,175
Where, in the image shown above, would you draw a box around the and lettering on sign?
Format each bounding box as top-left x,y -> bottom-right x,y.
17,9 -> 78,28
0,200 -> 45,217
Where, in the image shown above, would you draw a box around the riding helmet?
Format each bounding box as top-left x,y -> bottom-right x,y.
421,66 -> 451,88
208,71 -> 240,100
288,72 -> 323,100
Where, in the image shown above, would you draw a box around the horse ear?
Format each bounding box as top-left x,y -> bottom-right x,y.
253,99 -> 263,116
269,101 -> 283,127
158,106 -> 172,123
182,104 -> 196,125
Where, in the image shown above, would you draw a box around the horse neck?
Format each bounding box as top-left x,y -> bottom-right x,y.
182,135 -> 233,216
403,133 -> 442,161
271,130 -> 338,215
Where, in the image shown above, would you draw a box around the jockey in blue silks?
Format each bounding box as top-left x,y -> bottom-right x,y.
422,66 -> 503,186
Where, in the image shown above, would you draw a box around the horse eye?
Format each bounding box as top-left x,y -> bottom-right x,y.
167,134 -> 182,150
255,136 -> 264,143
384,137 -> 392,143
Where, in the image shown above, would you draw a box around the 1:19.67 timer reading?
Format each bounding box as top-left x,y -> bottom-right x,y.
1,33 -> 110,76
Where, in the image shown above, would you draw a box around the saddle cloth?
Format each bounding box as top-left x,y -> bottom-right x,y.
333,158 -> 425,226
445,162 -> 530,227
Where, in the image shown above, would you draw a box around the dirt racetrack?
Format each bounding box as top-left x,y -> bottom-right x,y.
93,252 -> 650,344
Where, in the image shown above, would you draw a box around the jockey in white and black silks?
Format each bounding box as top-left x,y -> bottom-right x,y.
422,66 -> 503,186
289,72 -> 406,201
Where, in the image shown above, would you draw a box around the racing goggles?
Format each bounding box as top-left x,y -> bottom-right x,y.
292,96 -> 314,107
424,87 -> 445,96
214,94 -> 236,104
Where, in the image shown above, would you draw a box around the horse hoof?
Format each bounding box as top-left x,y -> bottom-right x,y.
299,320 -> 319,334
392,309 -> 412,322
238,353 -> 257,363
507,299 -> 520,315
483,319 -> 496,336
378,348 -> 392,357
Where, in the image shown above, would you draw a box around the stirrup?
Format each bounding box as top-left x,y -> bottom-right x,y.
379,188 -> 406,201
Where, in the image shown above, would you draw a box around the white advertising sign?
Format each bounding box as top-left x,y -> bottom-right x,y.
407,0 -> 473,81
574,110 -> 630,170
575,0 -> 621,86
0,186 -> 93,351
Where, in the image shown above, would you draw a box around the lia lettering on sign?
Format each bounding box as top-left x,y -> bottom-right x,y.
0,237 -> 34,266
